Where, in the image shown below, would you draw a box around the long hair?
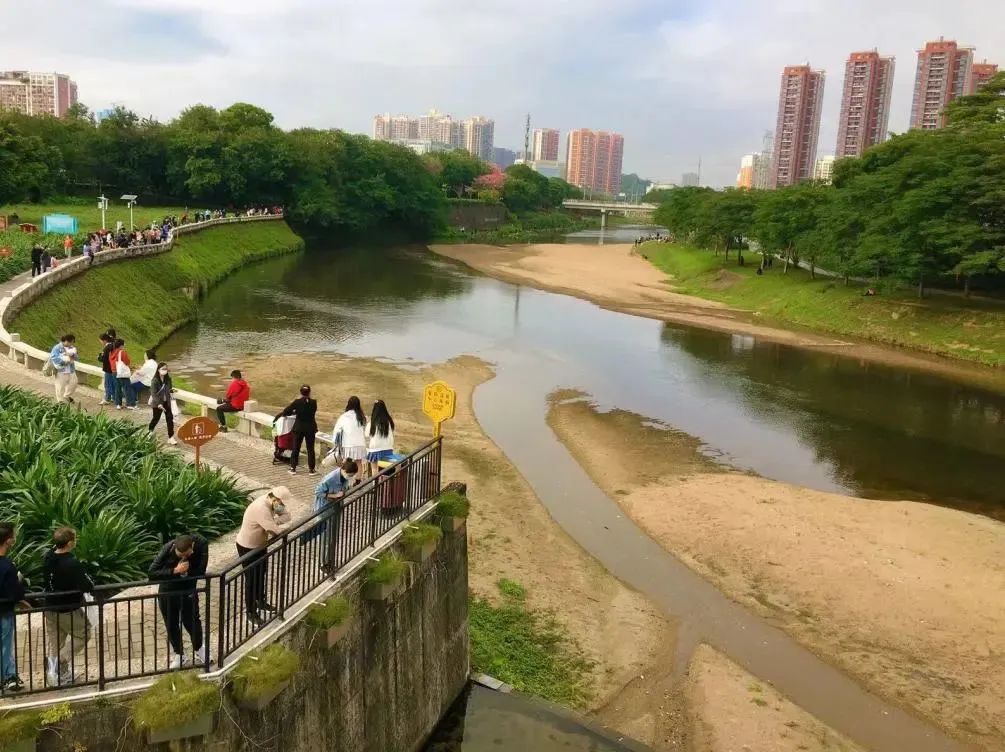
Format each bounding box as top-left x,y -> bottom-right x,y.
346,396 -> 365,427
369,400 -> 394,438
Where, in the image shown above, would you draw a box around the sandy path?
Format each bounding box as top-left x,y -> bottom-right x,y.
547,392 -> 1005,751
429,243 -> 1005,392
232,353 -> 685,749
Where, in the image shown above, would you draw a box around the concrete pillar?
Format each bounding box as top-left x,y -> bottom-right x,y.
238,400 -> 260,436
601,210 -> 607,229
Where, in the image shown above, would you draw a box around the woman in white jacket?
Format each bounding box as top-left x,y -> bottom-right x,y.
366,399 -> 396,478
130,349 -> 159,406
332,396 -> 368,465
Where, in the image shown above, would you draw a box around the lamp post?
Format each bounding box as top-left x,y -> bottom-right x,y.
97,195 -> 109,230
121,195 -> 138,230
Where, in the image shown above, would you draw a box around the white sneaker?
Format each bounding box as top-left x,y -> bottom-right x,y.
99,400 -> 111,406
115,405 -> 122,410
168,437 -> 178,446
126,406 -> 137,411
169,653 -> 183,669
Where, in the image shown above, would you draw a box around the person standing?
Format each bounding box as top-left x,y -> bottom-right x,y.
109,338 -> 136,410
41,248 -> 52,272
0,522 -> 27,693
42,527 -> 94,686
330,396 -> 368,464
148,362 -> 178,445
62,234 -> 73,259
30,244 -> 43,277
366,399 -> 396,478
234,488 -> 293,627
149,534 -> 208,669
131,349 -> 158,406
97,331 -> 116,405
49,333 -> 79,404
276,385 -> 318,476
312,459 -> 359,572
216,370 -> 250,432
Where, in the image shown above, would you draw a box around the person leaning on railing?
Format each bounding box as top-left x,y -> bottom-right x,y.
149,534 -> 208,669
234,488 -> 294,627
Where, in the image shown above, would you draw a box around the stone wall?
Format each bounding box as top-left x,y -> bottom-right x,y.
446,202 -> 507,231
29,524 -> 469,752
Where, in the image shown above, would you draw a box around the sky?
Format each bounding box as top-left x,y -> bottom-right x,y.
5,0 -> 1004,187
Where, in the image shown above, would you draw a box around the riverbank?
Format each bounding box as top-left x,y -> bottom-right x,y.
547,391 -> 1005,750
9,220 -> 303,350
219,352 -> 685,749
428,242 -> 1005,391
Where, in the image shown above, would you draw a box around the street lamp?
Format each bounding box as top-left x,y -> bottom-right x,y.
97,195 -> 109,230
121,195 -> 138,230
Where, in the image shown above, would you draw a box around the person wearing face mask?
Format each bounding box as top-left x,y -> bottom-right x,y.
275,385 -> 319,476
234,487 -> 293,627
148,362 -> 177,445
311,459 -> 359,573
149,534 -> 208,669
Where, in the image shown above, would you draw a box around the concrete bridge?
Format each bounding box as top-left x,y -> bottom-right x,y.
562,198 -> 658,227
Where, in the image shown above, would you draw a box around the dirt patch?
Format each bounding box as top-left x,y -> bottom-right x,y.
687,644 -> 864,752
707,269 -> 743,291
547,393 -> 1005,750
236,354 -> 679,749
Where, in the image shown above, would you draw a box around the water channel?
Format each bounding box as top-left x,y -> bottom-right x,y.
159,236 -> 1004,751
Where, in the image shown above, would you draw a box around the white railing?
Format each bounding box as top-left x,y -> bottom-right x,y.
0,214 -> 317,444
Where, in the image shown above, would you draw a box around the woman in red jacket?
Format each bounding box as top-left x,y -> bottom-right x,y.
109,338 -> 136,410
216,369 -> 250,432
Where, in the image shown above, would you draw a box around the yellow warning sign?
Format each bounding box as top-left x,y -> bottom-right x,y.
422,381 -> 456,437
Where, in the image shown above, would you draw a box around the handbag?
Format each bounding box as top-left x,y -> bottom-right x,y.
115,357 -> 130,378
170,399 -> 182,418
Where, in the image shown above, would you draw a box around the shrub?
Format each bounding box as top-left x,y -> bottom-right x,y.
304,595 -> 353,630
400,522 -> 443,551
436,490 -> 470,519
230,645 -> 300,702
366,552 -> 406,586
131,672 -> 220,732
0,710 -> 42,743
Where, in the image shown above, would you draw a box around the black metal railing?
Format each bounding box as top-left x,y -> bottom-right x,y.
0,437 -> 442,698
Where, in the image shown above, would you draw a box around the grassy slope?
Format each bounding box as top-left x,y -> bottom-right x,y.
645,243 -> 1005,367
11,221 -> 303,352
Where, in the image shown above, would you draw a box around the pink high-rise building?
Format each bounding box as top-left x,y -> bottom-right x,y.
836,51 -> 894,158
969,61 -> 999,93
532,128 -> 560,161
0,71 -> 77,117
910,39 -> 974,130
565,129 -> 624,195
770,65 -> 825,188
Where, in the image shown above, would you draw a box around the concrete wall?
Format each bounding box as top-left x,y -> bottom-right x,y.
30,524 -> 469,752
446,202 -> 507,230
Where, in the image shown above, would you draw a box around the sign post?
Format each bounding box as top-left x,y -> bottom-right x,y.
422,381 -> 456,438
176,416 -> 220,471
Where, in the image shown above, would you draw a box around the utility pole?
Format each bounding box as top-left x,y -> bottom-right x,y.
697,157 -> 702,187
524,113 -> 531,162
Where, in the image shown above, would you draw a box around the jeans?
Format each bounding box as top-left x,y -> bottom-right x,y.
0,613 -> 15,682
216,403 -> 239,426
114,378 -> 136,407
102,372 -> 116,402
158,591 -> 203,657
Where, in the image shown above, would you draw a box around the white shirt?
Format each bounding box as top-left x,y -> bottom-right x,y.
368,427 -> 395,453
333,411 -> 367,450
132,358 -> 158,387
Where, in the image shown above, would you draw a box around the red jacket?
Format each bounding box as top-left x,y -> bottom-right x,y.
225,378 -> 250,410
109,348 -> 131,373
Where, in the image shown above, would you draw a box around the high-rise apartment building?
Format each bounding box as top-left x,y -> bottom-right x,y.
565,129 -> 624,195
418,109 -> 463,148
770,65 -> 825,188
910,39 -> 974,130
969,61 -> 999,93
836,51 -> 894,158
736,153 -> 772,189
532,128 -> 560,161
372,113 -> 418,141
0,71 -> 77,117
374,110 -> 492,160
462,117 -> 495,162
680,172 -> 700,187
814,155 -> 836,184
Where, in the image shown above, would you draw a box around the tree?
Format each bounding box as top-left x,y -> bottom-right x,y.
426,150 -> 490,197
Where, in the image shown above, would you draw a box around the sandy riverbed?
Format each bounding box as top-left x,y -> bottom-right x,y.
429,242 -> 1005,391
547,391 -> 1005,750
233,353 -> 686,749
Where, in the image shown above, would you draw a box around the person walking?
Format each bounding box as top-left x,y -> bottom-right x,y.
41,527 -> 94,686
330,396 -> 368,465
109,338 -> 136,410
312,459 -> 359,572
216,370 -> 250,432
149,534 -> 208,669
234,488 -> 293,627
130,349 -> 158,406
0,522 -> 28,693
30,244 -> 43,277
97,331 -> 116,405
366,399 -> 396,478
49,333 -> 79,404
148,362 -> 178,445
276,385 -> 318,476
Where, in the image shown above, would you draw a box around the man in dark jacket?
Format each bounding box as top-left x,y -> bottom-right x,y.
149,534 -> 208,668
30,244 -> 43,277
0,522 -> 27,693
42,527 -> 94,686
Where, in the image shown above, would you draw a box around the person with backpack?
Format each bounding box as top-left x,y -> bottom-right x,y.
42,527 -> 94,686
149,534 -> 208,669
109,338 -> 136,410
49,333 -> 79,404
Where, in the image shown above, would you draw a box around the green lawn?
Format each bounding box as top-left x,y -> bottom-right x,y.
644,243 -> 1005,367
2,201 -> 191,233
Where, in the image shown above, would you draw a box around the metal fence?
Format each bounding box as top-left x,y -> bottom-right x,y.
1,438 -> 442,698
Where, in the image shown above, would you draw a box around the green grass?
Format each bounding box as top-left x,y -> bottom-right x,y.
366,552 -> 406,585
131,672 -> 220,732
230,645 -> 300,702
644,243 -> 1005,367
10,220 -> 304,354
400,522 -> 443,551
469,579 -> 593,709
2,200 -> 190,232
435,490 -> 470,519
304,595 -> 353,630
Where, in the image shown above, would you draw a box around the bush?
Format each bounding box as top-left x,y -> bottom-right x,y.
436,490 -> 470,519
0,386 -> 248,584
366,552 -> 406,586
400,522 -> 443,551
230,645 -> 300,702
0,710 -> 42,743
131,672 -> 220,732
304,595 -> 353,629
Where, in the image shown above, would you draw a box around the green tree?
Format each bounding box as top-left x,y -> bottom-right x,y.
426,150 -> 490,197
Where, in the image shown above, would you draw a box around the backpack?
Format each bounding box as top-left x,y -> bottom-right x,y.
42,357 -> 55,377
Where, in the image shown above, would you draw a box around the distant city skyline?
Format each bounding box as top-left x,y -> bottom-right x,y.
566,129 -> 624,195
373,110 -> 495,161
0,70 -> 77,117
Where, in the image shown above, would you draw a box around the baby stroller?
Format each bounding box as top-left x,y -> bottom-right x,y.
272,416 -> 296,465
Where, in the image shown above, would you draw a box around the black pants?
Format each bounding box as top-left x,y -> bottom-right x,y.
158,591 -> 203,655
31,260 -> 42,277
291,431 -> 316,472
149,406 -> 175,438
236,544 -> 267,615
216,403 -> 239,426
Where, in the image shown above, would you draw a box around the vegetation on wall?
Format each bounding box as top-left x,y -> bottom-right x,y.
132,672 -> 221,733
